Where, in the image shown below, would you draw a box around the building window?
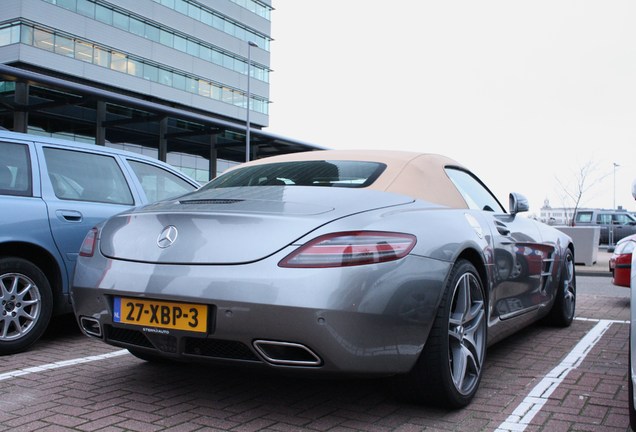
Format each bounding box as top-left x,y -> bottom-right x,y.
229,0 -> 272,20
174,0 -> 188,15
159,29 -> 173,46
75,40 -> 93,62
16,21 -> 269,115
143,63 -> 159,81
54,34 -> 74,57
158,69 -> 173,87
127,58 -> 143,77
150,0 -> 271,51
77,0 -> 95,17
173,34 -> 187,52
33,28 -> 54,51
112,11 -> 129,31
20,25 -> 33,45
0,25 -> 18,46
145,24 -> 160,41
198,80 -> 211,97
57,0 -> 77,9
95,4 -> 113,24
129,17 -> 145,37
110,51 -> 127,72
93,45 -> 110,67
42,0 -> 271,83
173,73 -> 186,90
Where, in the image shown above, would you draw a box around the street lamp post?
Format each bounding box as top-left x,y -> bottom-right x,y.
245,41 -> 258,162
610,162 -> 620,246
614,162 -> 620,209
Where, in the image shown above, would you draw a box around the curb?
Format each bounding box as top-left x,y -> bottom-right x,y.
576,270 -> 610,278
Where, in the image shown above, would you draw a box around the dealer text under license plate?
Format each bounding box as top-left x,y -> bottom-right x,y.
113,297 -> 207,333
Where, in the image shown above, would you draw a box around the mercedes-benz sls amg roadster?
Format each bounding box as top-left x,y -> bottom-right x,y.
71,150 -> 576,408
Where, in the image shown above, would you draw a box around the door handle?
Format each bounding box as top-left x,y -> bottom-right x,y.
56,209 -> 83,222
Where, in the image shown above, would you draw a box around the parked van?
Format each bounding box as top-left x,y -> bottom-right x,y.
574,208 -> 636,245
0,130 -> 199,354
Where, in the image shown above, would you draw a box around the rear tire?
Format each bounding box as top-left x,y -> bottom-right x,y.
545,248 -> 576,327
0,258 -> 53,355
391,259 -> 487,408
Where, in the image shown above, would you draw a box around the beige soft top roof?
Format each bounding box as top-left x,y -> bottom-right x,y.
236,149 -> 470,208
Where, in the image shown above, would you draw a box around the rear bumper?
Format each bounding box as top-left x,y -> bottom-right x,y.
71,253 -> 450,375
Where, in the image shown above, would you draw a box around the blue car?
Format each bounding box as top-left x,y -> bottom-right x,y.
0,130 -> 199,354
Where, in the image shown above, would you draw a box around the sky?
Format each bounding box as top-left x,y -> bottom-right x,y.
266,1 -> 636,216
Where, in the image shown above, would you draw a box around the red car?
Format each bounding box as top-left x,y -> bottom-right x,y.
609,233 -> 636,287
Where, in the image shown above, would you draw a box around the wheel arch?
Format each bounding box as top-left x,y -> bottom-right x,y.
567,242 -> 576,281
0,241 -> 67,315
556,241 -> 576,291
455,247 -> 489,303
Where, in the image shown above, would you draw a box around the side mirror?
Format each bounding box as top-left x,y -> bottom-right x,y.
509,193 -> 529,216
632,178 -> 636,200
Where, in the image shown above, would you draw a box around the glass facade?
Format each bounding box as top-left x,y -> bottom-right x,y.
0,0 -> 297,180
41,0 -> 270,82
229,0 -> 272,20
0,21 -> 268,115
151,0 -> 271,50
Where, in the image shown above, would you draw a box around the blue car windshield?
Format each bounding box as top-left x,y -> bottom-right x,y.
203,160 -> 386,189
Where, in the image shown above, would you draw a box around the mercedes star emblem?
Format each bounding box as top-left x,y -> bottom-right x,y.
157,225 -> 178,248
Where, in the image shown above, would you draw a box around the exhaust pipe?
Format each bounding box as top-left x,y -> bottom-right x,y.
253,340 -> 322,366
80,316 -> 102,337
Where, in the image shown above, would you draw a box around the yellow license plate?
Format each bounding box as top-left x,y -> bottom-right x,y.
113,297 -> 207,333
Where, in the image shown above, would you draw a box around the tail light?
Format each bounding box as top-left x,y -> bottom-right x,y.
79,228 -> 98,257
279,231 -> 416,268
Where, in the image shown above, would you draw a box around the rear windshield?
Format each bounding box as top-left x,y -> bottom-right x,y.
203,160 -> 386,189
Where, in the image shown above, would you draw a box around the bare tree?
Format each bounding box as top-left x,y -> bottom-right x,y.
555,161 -> 611,226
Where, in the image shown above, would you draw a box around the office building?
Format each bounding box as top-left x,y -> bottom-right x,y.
0,0 -> 318,181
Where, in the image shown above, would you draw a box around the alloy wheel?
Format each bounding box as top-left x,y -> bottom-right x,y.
0,272 -> 42,341
448,272 -> 486,395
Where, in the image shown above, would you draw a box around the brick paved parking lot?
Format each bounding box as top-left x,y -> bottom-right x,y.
0,276 -> 631,432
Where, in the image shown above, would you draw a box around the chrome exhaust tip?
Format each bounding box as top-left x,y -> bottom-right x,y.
79,316 -> 102,337
253,340 -> 322,366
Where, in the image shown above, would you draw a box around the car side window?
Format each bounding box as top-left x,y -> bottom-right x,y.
445,167 -> 505,213
43,147 -> 134,205
597,213 -> 612,225
613,213 -> 635,225
0,141 -> 32,197
127,159 -> 197,202
575,211 -> 593,223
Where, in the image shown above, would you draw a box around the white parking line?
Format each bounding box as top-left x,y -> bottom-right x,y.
495,319 -> 615,432
0,349 -> 128,382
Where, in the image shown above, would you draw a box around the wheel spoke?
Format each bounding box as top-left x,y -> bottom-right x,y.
454,276 -> 470,318
0,317 -> 9,338
16,281 -> 34,300
463,309 -> 485,364
0,275 -> 17,298
0,278 -> 9,298
450,344 -> 468,387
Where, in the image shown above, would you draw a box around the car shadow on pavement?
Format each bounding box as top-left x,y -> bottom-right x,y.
41,313 -> 81,339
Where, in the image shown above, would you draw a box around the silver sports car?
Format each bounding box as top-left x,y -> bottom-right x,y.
71,150 -> 576,408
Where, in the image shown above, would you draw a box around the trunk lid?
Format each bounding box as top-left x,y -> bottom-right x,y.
99,186 -> 413,264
